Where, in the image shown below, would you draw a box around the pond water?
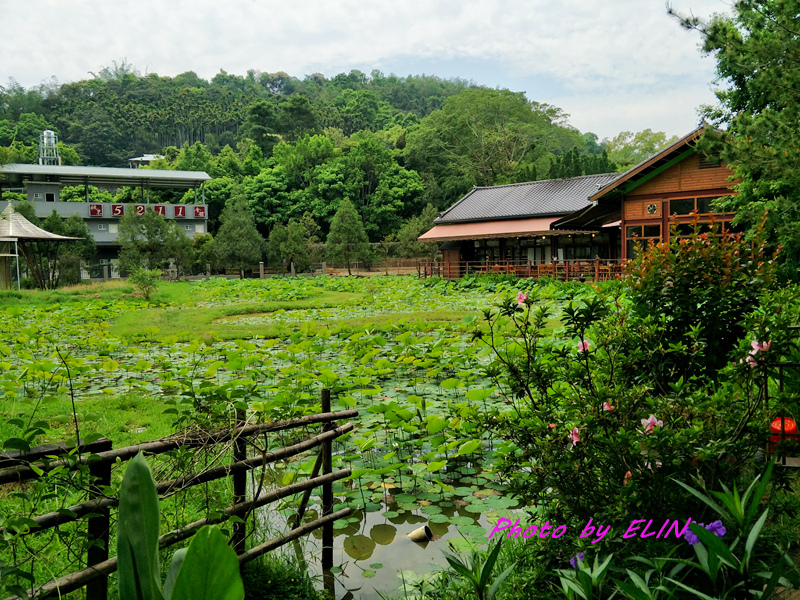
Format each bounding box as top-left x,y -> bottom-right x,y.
258,469 -> 521,600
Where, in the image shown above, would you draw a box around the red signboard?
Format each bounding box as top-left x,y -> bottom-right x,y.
112,204 -> 124,217
135,205 -> 145,216
154,205 -> 166,216
89,204 -> 103,217
174,205 -> 186,218
194,206 -> 206,218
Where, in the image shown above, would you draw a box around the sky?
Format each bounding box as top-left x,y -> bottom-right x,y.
0,0 -> 732,140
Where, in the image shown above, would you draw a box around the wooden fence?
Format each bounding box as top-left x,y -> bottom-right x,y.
418,259 -> 625,281
0,390 -> 356,600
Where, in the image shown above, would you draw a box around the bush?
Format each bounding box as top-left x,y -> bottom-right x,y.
626,214 -> 779,383
128,266 -> 161,300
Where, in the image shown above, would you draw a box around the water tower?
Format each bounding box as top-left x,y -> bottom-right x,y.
38,130 -> 61,166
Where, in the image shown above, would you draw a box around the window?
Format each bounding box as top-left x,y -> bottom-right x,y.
109,223 -> 118,234
33,192 -> 42,200
184,225 -> 192,231
669,198 -> 695,215
669,197 -> 722,215
97,224 -> 107,231
45,193 -> 55,202
625,224 -> 661,259
195,224 -> 204,234
696,197 -> 715,214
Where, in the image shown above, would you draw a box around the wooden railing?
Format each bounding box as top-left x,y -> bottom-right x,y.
0,390 -> 355,600
418,259 -> 626,281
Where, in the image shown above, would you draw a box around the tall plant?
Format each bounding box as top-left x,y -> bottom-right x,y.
117,452 -> 244,600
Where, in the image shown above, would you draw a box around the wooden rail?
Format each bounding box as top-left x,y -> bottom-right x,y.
0,394 -> 357,600
418,259 -> 625,281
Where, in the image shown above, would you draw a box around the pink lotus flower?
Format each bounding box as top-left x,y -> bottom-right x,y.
603,402 -> 614,412
516,291 -> 528,306
576,340 -> 590,353
640,415 -> 663,434
745,355 -> 757,368
548,423 -> 556,429
569,427 -> 580,447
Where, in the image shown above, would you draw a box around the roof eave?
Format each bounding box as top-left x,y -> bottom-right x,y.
589,125 -> 706,203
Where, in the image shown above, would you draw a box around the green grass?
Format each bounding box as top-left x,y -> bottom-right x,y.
0,393 -> 177,449
110,290 -> 373,340
0,280 -> 196,308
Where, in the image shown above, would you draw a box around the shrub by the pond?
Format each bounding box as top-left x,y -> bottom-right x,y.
626,214 -> 779,382
471,225 -> 797,574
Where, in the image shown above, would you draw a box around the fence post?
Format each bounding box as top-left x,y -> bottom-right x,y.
565,260 -> 570,282
86,438 -> 114,600
595,258 -> 600,282
321,389 -> 334,572
232,408 -> 247,555
259,261 -> 264,279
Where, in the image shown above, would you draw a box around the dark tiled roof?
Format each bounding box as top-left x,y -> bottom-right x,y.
436,172 -> 624,224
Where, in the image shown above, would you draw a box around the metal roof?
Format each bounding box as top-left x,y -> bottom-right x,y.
435,172 -> 624,224
554,125 -> 710,230
0,164 -> 211,188
0,205 -> 82,241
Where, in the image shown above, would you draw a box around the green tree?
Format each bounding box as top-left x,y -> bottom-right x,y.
118,208 -> 192,273
405,88 -> 584,207
670,0 -> 800,279
604,129 -> 679,171
326,198 -> 371,275
215,194 -> 263,277
281,220 -> 311,273
266,223 -> 288,273
395,203 -> 440,259
13,209 -> 95,289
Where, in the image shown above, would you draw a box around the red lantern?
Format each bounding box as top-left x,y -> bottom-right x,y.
769,417 -> 799,453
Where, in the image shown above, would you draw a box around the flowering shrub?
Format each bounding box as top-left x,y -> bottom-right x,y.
625,214 -> 779,386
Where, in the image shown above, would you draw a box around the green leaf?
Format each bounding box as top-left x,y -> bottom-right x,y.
745,508 -> 769,561
164,549 -> 187,599
457,440 -> 482,456
169,525 -> 244,600
3,438 -> 30,452
117,452 -> 165,600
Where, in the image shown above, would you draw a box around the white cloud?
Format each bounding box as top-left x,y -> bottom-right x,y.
0,0 -> 729,137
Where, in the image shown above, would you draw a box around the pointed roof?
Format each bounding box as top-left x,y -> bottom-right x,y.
0,205 -> 82,241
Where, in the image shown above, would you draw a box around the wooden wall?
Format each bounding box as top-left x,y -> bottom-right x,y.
621,153 -> 737,259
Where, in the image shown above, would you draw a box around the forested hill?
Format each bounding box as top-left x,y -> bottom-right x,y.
0,65 -> 674,242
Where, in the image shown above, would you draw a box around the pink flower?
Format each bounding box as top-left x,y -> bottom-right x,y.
602,402 -> 614,412
640,415 -> 663,434
576,340 -> 590,353
623,471 -> 632,486
750,340 -> 772,355
569,427 -> 580,447
746,355 -> 757,368
516,291 -> 528,306
548,423 -> 556,429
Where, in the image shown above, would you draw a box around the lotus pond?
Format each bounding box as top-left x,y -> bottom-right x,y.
0,275 -> 589,599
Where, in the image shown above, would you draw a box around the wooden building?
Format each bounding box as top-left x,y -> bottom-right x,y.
556,126 -> 737,259
419,126 -> 737,278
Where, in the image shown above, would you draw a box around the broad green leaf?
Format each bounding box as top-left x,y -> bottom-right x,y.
117,452 -> 165,600
169,525 -> 244,600
457,440 -> 482,456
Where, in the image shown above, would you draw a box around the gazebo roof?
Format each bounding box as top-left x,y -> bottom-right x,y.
0,205 -> 82,241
